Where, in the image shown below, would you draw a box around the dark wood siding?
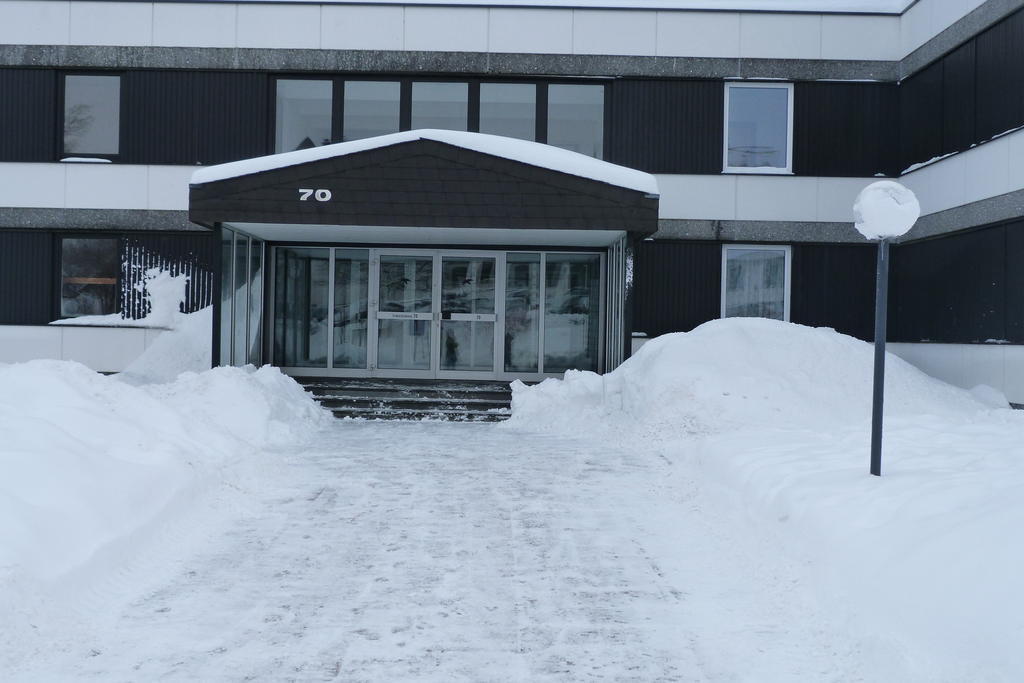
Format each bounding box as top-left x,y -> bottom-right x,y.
941,40 -> 976,155
900,60 -> 944,172
790,244 -> 876,341
891,223 -> 1019,344
606,79 -> 723,174
122,71 -> 195,164
974,8 -> 1024,142
0,69 -> 56,162
122,71 -> 269,165
190,139 -> 658,233
632,240 -> 721,337
0,231 -> 54,324
793,82 -> 899,177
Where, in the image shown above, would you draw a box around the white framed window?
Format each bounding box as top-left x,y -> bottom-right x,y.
721,244 -> 791,321
723,82 -> 794,174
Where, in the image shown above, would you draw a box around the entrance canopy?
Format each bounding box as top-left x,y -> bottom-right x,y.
188,129 -> 659,240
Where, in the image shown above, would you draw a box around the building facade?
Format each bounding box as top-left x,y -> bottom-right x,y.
0,0 -> 1021,400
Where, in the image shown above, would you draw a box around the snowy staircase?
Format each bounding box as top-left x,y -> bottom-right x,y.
296,377 -> 513,421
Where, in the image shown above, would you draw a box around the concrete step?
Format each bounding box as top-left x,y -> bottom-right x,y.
294,376 -> 515,422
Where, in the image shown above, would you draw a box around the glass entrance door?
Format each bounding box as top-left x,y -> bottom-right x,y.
272,246 -> 606,380
374,254 -> 435,372
439,255 -> 497,374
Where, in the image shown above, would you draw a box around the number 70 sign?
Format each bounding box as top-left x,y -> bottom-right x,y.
298,188 -> 332,202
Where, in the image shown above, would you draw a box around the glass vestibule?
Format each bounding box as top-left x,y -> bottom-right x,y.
219,227 -> 265,367
270,247 -> 606,379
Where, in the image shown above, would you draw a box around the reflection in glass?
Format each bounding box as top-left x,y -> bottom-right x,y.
440,257 -> 495,372
726,86 -> 789,169
480,83 -> 536,141
63,75 -> 120,155
233,235 -> 249,366
248,240 -> 263,366
504,253 -> 540,372
333,249 -> 369,369
548,84 -> 604,159
275,79 -> 332,153
274,247 -> 330,367
544,253 -> 601,373
343,81 -> 401,141
379,256 -> 433,312
60,237 -> 119,318
219,229 -> 233,365
724,248 -> 787,320
377,256 -> 433,370
411,82 -> 468,131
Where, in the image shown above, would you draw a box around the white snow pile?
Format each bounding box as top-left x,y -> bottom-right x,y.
510,317 -> 984,438
508,318 -> 1024,680
1,272 -> 330,620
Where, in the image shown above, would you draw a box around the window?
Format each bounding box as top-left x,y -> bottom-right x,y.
275,79 -> 333,153
343,81 -> 400,141
63,74 -> 120,157
723,83 -> 793,173
60,237 -> 119,318
411,82 -> 468,131
267,77 -> 607,158
480,83 -> 536,141
721,245 -> 791,321
548,84 -> 604,159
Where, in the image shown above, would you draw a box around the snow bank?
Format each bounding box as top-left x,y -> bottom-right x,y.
509,317 -> 984,438
0,361 -> 328,589
508,318 -> 1024,680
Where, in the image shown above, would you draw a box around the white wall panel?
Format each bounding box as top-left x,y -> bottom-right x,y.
654,174 -> 736,220
821,14 -> 900,61
321,4 -> 404,50
962,136 -> 1010,202
735,175 -> 819,221
0,1 -> 70,44
65,164 -> 148,210
739,13 -> 820,59
69,1 -> 152,46
815,177 -> 873,223
1004,346 -> 1024,403
488,8 -> 573,54
153,2 -> 237,48
60,326 -> 149,372
236,3 -> 320,49
900,153 -> 967,215
655,10 -> 740,58
890,342 -> 1024,405
0,163 -> 65,208
147,166 -> 194,211
404,7 -> 488,52
1006,131 -> 1024,191
0,327 -> 62,363
929,0 -> 970,41
573,9 -> 658,56
899,0 -> 932,55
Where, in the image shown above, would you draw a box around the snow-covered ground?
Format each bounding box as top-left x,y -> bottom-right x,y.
2,316 -> 1022,681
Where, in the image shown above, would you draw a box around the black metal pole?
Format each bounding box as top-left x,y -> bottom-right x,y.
870,237 -> 890,477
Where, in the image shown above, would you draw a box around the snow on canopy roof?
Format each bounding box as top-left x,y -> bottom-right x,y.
191,129 -> 660,196
204,0 -> 912,14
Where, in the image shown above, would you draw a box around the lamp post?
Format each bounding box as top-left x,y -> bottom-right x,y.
853,181 -> 920,477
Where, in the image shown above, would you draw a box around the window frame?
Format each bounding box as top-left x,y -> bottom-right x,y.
59,71 -> 123,162
722,81 -> 794,175
720,243 -> 792,322
266,75 -> 607,158
56,234 -> 122,320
